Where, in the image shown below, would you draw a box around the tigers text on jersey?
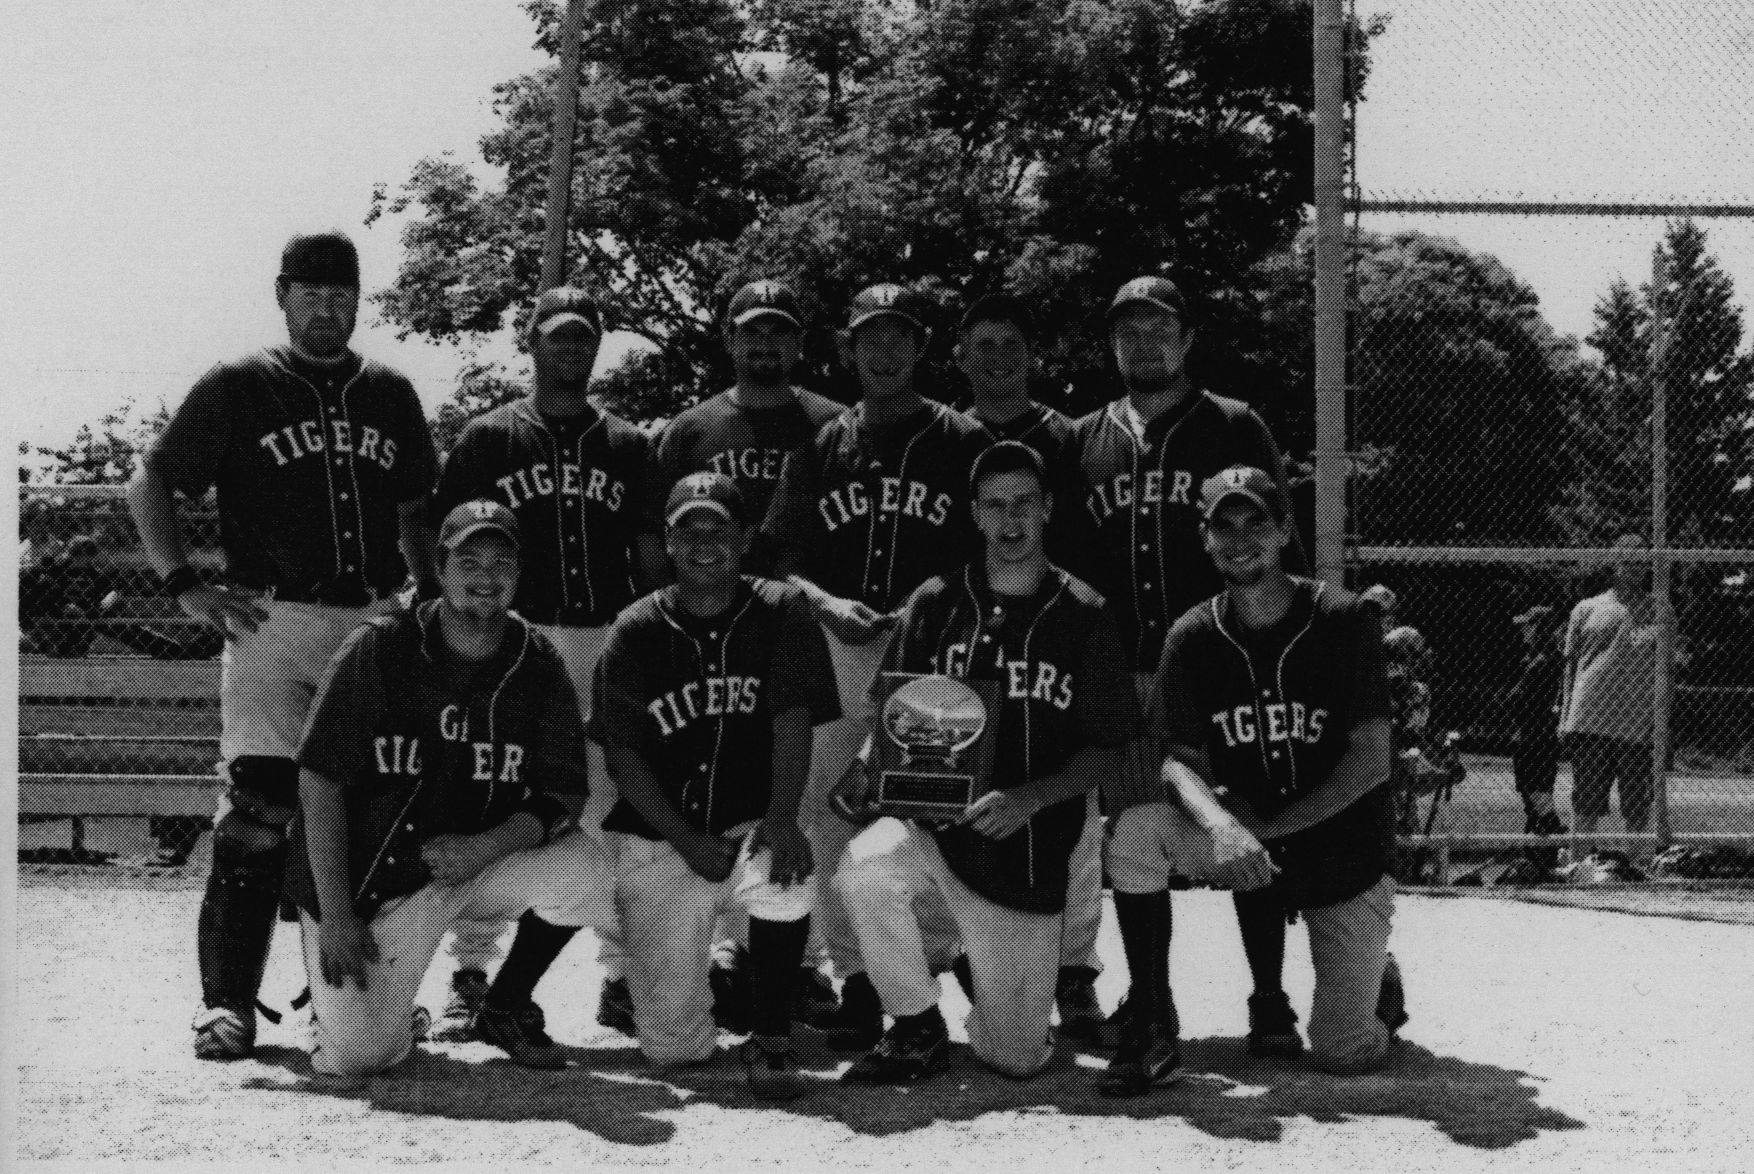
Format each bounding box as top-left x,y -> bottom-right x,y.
284,601 -> 590,920
1153,577 -> 1393,909
433,399 -> 652,627
1071,391 -> 1301,672
881,564 -> 1139,914
763,400 -> 989,614
146,346 -> 436,603
651,387 -> 846,527
590,578 -> 841,839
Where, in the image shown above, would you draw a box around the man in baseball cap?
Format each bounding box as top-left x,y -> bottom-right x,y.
666,470 -> 749,527
439,499 -> 522,553
843,282 -> 932,338
1107,275 -> 1186,322
727,280 -> 804,330
1199,465 -> 1287,524
279,231 -> 360,288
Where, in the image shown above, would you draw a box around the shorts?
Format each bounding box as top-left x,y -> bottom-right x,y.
1568,734 -> 1654,826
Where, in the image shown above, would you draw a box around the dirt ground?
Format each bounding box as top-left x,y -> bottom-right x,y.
11,882 -> 1754,1173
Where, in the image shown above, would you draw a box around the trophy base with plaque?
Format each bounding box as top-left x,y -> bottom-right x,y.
869,672 -> 1001,822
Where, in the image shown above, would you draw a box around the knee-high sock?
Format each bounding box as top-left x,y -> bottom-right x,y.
1113,890 -> 1176,1036
1233,888 -> 1288,997
748,916 -> 810,1040
482,912 -> 579,1011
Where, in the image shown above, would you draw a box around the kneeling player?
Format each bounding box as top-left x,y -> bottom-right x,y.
572,473 -> 840,1098
1106,467 -> 1405,1092
287,501 -> 617,1081
832,442 -> 1137,1082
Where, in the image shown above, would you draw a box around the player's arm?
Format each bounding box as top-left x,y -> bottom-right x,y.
1255,717 -> 1393,840
1160,744 -> 1278,890
127,464 -> 269,638
420,810 -> 546,887
606,741 -> 737,882
962,742 -> 1116,841
299,764 -> 377,989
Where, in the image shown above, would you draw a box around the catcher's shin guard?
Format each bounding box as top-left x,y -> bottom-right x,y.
197,757 -> 296,1016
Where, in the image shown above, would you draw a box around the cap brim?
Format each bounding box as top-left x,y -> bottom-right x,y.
666,500 -> 736,528
1108,295 -> 1182,320
1201,489 -> 1277,521
732,308 -> 802,329
847,308 -> 926,335
537,311 -> 600,336
443,522 -> 521,551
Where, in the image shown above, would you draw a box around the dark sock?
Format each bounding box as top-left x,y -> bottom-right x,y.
748,916 -> 810,1039
951,955 -> 975,1001
482,912 -> 579,1011
1232,889 -> 1287,998
895,1004 -> 945,1034
1114,890 -> 1175,1035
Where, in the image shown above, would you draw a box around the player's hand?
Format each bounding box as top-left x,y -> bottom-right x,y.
678,831 -> 738,883
817,597 -> 895,646
178,582 -> 271,640
829,756 -> 878,825
754,818 -> 814,886
959,788 -> 1038,840
421,833 -> 498,887
1208,820 -> 1277,891
317,911 -> 378,990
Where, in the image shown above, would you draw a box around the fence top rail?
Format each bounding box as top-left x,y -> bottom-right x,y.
1355,545 -> 1754,565
1355,198 -> 1754,218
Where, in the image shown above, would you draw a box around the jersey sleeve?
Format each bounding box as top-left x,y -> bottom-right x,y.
766,590 -> 843,725
1150,619 -> 1206,748
145,364 -> 233,497
431,421 -> 495,518
523,646 -> 593,798
296,623 -> 388,784
762,440 -> 823,556
1073,603 -> 1143,747
1345,603 -> 1393,728
389,375 -> 438,503
587,621 -> 651,748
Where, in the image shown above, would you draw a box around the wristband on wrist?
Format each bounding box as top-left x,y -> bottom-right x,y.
160,566 -> 203,598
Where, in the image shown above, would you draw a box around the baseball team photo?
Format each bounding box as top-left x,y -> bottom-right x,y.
10,1 -> 1754,1171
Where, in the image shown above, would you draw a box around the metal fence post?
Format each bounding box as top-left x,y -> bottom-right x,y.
1649,247 -> 1674,849
1312,0 -> 1349,588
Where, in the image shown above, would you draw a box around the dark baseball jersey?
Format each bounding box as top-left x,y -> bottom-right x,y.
1071,392 -> 1303,671
145,346 -> 436,603
284,601 -> 589,921
590,577 -> 841,839
882,564 -> 1139,914
651,387 -> 845,526
1153,577 -> 1392,909
763,400 -> 989,613
432,399 -> 653,627
968,403 -> 1085,574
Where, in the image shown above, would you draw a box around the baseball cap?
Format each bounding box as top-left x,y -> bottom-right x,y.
958,293 -> 1034,339
1198,465 -> 1284,523
1359,584 -> 1400,614
970,440 -> 1047,495
1107,275 -> 1185,322
1512,604 -> 1556,627
665,472 -> 748,527
440,499 -> 521,552
845,283 -> 930,336
727,280 -> 803,329
529,286 -> 604,339
280,231 -> 360,287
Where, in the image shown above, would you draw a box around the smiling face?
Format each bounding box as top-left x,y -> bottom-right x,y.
727,315 -> 802,387
278,280 -> 358,359
440,530 -> 520,622
1201,497 -> 1288,588
1110,303 -> 1193,394
666,509 -> 750,592
956,318 -> 1030,401
533,318 -> 602,384
973,468 -> 1050,567
847,317 -> 922,401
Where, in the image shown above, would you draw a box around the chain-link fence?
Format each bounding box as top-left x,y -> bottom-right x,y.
20,484 -> 222,876
1334,0 -> 1754,886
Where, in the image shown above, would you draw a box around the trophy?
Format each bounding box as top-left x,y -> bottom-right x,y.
869,673 -> 1001,820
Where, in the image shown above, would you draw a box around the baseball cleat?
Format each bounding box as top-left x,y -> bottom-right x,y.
841,1010 -> 950,1084
427,968 -> 490,1042
1095,989 -> 1139,1050
596,977 -> 637,1037
792,965 -> 841,1030
1246,990 -> 1305,1059
192,1006 -> 255,1061
819,972 -> 884,1052
1098,1024 -> 1183,1097
739,1037 -> 808,1101
1055,966 -> 1105,1042
476,1002 -> 568,1070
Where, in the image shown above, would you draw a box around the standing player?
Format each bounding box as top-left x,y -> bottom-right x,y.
520,472 -> 839,1097
1071,275 -> 1308,1058
287,500 -> 618,1081
953,294 -> 1105,1038
424,286 -> 664,1042
831,442 -> 1138,1082
763,283 -> 990,1049
1105,467 -> 1403,1092
126,230 -> 438,1060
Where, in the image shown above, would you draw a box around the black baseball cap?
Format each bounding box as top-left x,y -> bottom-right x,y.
844,283 -> 930,336
529,286 -> 604,339
1108,275 -> 1186,322
1199,465 -> 1284,523
970,440 -> 1047,495
280,231 -> 359,287
727,280 -> 803,329
666,472 -> 748,527
440,499 -> 521,551
958,293 -> 1034,339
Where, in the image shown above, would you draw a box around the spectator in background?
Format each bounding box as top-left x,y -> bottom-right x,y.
1559,536 -> 1660,837
1507,605 -> 1566,839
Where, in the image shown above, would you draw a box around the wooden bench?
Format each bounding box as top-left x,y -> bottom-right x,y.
20,655 -> 220,861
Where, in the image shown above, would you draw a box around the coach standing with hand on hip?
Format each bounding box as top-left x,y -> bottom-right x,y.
127,230 -> 438,1060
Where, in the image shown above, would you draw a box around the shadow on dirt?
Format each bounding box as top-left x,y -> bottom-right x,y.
245,1030 -> 1584,1151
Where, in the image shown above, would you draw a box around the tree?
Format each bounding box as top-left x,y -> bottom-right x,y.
371,0 -> 1378,429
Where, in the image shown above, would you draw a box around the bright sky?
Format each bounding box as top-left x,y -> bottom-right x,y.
5,0 -> 1753,465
